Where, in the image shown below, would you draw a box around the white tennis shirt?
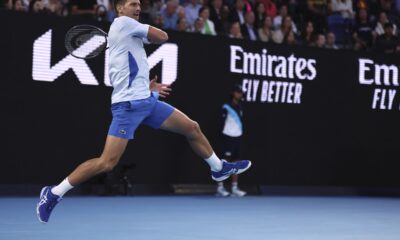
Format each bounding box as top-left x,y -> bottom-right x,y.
108,16 -> 151,104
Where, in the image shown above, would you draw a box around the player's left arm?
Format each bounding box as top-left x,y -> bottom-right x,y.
150,75 -> 171,98
147,26 -> 168,44
123,17 -> 168,44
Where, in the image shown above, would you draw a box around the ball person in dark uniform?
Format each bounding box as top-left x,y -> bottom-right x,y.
216,84 -> 247,197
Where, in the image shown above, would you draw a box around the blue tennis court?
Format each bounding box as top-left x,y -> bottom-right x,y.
1,196 -> 400,240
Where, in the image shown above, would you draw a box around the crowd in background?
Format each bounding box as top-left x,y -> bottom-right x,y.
2,0 -> 400,53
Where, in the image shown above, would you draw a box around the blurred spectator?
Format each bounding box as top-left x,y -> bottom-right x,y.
70,0 -> 97,17
177,17 -> 189,31
272,15 -> 293,43
396,0 -> 400,15
379,0 -> 397,22
209,0 -> 226,34
355,0 -> 379,18
293,0 -> 309,21
375,11 -> 397,36
97,0 -> 110,9
258,0 -> 277,18
305,0 -> 328,33
352,8 -> 374,50
21,0 -> 29,10
356,0 -> 368,10
229,21 -> 244,38
285,0 -> 298,16
224,0 -> 235,8
229,0 -> 246,24
325,31 -> 339,48
254,2 -> 265,29
299,20 -> 316,46
105,0 -> 117,22
243,0 -> 254,12
161,0 -> 179,30
314,33 -> 326,47
178,7 -> 187,20
283,30 -> 297,45
94,2 -> 109,21
258,15 -> 273,41
375,22 -> 400,52
273,4 -> 288,29
96,0 -> 110,13
150,0 -> 163,21
241,11 -> 259,40
139,0 -> 152,24
307,0 -> 327,15
7,0 -> 26,11
29,0 -> 45,13
2,0 -> 400,54
46,0 -> 62,16
192,17 -> 204,33
152,14 -> 164,29
184,0 -> 201,28
199,6 -> 217,35
330,0 -> 354,19
273,4 -> 298,33
220,5 -> 231,34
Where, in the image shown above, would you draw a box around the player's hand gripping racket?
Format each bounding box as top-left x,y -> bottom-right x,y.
65,25 -> 108,59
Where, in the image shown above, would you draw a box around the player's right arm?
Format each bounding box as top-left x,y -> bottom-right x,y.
147,26 -> 168,44
119,16 -> 168,44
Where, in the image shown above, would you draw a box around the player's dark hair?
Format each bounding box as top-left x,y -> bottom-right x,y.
113,0 -> 127,13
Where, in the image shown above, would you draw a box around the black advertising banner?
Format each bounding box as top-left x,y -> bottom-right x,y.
1,11 -> 399,186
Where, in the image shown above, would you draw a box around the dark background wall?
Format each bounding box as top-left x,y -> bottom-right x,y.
1,11 -> 399,187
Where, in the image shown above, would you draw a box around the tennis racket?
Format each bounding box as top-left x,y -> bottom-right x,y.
65,25 -> 108,59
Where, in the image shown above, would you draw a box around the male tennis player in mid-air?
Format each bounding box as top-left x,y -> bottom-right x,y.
37,0 -> 251,223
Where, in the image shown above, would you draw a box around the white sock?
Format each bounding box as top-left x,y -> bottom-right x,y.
205,152 -> 223,172
232,182 -> 238,189
51,178 -> 74,197
218,182 -> 224,187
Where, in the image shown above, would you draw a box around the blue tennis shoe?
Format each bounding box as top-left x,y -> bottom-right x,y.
36,186 -> 62,223
211,160 -> 252,182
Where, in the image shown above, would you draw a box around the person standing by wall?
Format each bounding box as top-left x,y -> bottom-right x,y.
216,84 -> 247,197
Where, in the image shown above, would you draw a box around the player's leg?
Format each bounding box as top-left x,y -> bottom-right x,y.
142,101 -> 221,171
142,99 -> 251,181
37,135 -> 128,223
159,108 -> 252,181
67,135 -> 128,186
51,135 -> 128,197
160,109 -> 213,159
37,100 -> 139,223
63,100 -> 145,188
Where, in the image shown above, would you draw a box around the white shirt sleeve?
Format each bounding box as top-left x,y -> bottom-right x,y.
142,37 -> 151,44
119,16 -> 150,38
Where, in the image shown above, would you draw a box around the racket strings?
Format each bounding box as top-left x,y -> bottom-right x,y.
65,26 -> 107,59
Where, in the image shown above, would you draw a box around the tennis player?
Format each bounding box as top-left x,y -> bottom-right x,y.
37,0 -> 251,223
